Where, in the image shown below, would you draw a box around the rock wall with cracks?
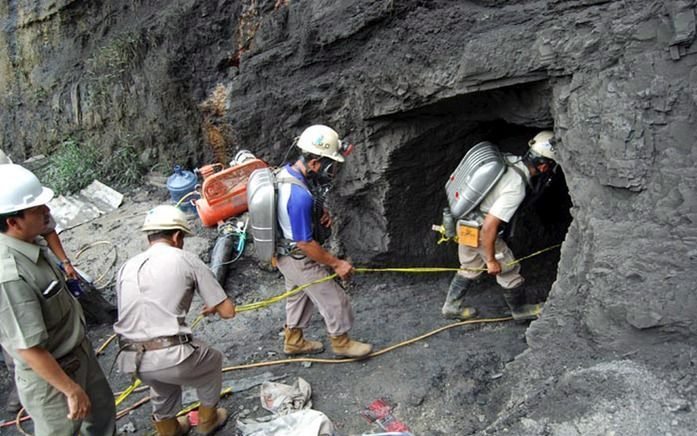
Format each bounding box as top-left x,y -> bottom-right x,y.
2,0 -> 697,432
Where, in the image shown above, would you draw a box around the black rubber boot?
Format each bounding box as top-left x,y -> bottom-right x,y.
503,288 -> 542,322
441,275 -> 478,320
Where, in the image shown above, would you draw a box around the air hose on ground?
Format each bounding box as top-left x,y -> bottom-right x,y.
210,218 -> 249,284
9,244 -> 560,434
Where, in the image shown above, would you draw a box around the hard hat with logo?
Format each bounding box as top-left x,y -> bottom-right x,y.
141,205 -> 192,234
528,130 -> 557,162
296,125 -> 346,163
0,164 -> 54,214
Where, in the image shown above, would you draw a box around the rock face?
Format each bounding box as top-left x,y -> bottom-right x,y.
2,0 -> 696,432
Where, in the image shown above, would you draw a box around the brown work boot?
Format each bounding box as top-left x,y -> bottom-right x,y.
153,415 -> 190,436
196,405 -> 228,435
330,333 -> 373,358
283,327 -> 324,355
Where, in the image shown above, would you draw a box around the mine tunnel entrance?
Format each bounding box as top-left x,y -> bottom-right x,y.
378,80 -> 572,305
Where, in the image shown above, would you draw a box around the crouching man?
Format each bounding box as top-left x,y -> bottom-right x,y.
114,205 -> 236,435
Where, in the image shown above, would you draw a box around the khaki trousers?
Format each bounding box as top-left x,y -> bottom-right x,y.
457,236 -> 524,289
15,339 -> 116,436
276,255 -> 354,336
136,341 -> 223,420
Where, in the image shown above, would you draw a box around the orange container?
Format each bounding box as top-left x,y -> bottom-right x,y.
195,158 -> 268,227
196,163 -> 224,180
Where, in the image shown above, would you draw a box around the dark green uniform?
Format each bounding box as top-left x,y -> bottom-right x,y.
0,233 -> 115,436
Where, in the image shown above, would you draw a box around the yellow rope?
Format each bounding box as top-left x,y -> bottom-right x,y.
102,244 -> 560,408
74,240 -> 118,289
15,407 -> 30,436
175,190 -> 200,208
115,378 -> 143,407
221,316 -> 512,371
98,244 -> 561,355
96,334 -> 118,356
115,316 -> 513,422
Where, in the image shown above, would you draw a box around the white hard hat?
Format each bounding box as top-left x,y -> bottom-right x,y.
141,205 -> 192,234
296,125 -> 345,163
0,164 -> 54,214
528,130 -> 557,161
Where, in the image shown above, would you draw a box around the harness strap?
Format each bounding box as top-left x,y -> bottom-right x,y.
275,172 -> 313,257
275,175 -> 310,191
505,161 -> 532,188
114,334 -> 193,378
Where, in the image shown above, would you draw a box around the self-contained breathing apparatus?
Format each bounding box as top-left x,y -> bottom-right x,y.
247,125 -> 353,264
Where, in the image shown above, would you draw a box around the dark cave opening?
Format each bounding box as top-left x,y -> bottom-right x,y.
376,81 -> 572,304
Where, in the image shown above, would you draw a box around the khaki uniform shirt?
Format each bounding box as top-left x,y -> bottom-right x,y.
0,233 -> 84,370
479,157 -> 530,223
114,242 -> 227,373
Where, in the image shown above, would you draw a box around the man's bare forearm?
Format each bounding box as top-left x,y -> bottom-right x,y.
16,347 -> 81,395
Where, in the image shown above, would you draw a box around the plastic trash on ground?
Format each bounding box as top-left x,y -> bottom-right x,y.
237,409 -> 335,436
237,377 -> 336,436
261,377 -> 312,415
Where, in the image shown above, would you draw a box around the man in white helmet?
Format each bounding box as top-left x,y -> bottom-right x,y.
442,131 -> 559,322
0,150 -> 81,415
275,124 -> 372,358
0,164 -> 116,435
114,205 -> 236,436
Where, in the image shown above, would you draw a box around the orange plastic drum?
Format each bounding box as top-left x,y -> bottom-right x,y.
195,158 -> 268,227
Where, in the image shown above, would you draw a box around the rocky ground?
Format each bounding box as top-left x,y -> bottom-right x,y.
0,186 -> 695,435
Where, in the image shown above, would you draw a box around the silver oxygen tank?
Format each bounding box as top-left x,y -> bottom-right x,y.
247,167 -> 277,263
445,141 -> 507,219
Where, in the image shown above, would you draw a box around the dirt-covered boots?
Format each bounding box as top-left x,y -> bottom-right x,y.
441,274 -> 478,320
283,327 -> 324,355
196,405 -> 228,435
153,415 -> 190,436
330,333 -> 373,358
502,288 -> 542,322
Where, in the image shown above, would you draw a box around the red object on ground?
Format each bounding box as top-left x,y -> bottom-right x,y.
360,398 -> 411,432
195,158 -> 268,227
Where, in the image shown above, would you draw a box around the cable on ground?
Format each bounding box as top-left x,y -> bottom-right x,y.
114,316 -> 513,421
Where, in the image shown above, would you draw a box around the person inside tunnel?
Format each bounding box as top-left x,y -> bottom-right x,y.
441,130 -> 560,322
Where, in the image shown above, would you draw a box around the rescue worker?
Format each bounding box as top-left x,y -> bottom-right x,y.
114,205 -> 236,435
441,131 -> 559,322
276,124 -> 372,358
0,164 -> 116,435
0,151 -> 79,414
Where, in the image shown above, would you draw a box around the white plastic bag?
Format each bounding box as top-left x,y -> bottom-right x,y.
237,409 -> 335,436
